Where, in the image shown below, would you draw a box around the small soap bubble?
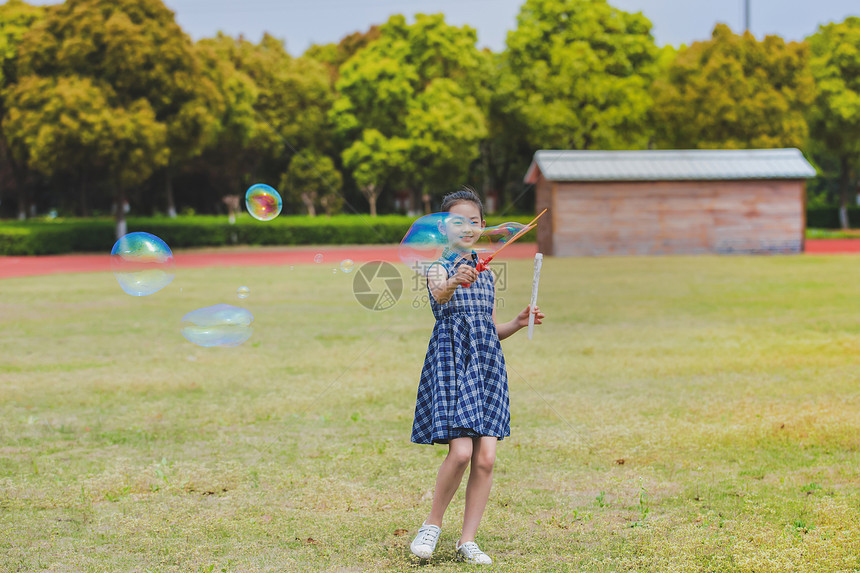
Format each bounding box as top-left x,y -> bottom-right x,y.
245,183 -> 283,221
332,268 -> 338,274
110,232 -> 175,296
314,253 -> 324,264
180,303 -> 254,348
340,259 -> 355,273
289,265 -> 294,271
236,286 -> 250,299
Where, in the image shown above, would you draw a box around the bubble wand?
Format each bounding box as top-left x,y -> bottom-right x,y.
462,208 -> 548,287
527,253 -> 543,340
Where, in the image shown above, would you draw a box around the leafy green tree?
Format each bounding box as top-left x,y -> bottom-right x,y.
195,33 -> 334,199
471,50 -> 533,212
651,24 -> 814,150
405,78 -> 486,195
332,14 -> 487,210
0,0 -> 42,89
304,25 -> 381,84
3,75 -> 167,231
193,33 -> 260,198
807,17 -> 860,229
505,0 -> 660,150
0,0 -> 44,219
281,150 -> 343,217
342,128 -> 409,216
16,0 -> 219,226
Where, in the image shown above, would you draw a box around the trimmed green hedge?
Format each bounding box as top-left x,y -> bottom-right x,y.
0,214 -> 537,256
9,208 -> 855,257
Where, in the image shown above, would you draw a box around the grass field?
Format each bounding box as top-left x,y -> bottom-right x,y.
2,254 -> 860,572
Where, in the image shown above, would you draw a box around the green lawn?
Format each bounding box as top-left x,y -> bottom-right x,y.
1,255 -> 859,572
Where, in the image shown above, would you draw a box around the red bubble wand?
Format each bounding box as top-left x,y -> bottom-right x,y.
462,208 -> 547,287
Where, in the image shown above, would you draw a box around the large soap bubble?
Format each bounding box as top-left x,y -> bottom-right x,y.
399,213 -> 480,273
245,183 -> 283,221
474,221 -> 535,255
180,303 -> 254,347
110,232 -> 175,296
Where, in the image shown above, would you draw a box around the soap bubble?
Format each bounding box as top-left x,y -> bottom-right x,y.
314,253 -> 324,264
399,213 -> 478,273
474,221 -> 535,255
110,232 -> 175,296
236,286 -> 250,299
340,259 -> 355,273
245,183 -> 282,221
180,303 -> 253,348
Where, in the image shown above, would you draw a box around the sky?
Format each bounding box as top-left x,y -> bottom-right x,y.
19,0 -> 860,56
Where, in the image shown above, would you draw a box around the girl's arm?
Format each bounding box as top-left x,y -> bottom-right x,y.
427,263 -> 478,304
492,278 -> 544,341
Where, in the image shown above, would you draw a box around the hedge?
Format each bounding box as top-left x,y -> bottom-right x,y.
5,208 -> 854,257
0,214 -> 537,256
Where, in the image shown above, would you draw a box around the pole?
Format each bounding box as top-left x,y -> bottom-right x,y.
527,253 -> 543,340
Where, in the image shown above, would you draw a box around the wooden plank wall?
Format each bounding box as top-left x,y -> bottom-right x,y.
542,180 -> 805,256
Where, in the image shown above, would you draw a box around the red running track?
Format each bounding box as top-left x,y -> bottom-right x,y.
803,239 -> 860,254
2,240 -> 858,279
0,243 -> 539,279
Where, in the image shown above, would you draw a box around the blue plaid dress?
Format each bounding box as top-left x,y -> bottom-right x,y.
411,249 -> 510,445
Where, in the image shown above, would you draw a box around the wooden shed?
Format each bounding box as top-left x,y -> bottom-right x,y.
524,149 -> 816,256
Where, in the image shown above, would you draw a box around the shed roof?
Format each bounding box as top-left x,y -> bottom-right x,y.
524,148 -> 817,183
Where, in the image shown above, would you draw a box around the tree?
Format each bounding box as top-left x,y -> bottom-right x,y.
0,0 -> 44,219
342,128 -> 409,216
405,79 -> 487,195
16,0 -> 220,226
651,24 -> 814,150
807,17 -> 860,229
505,0 -> 660,150
281,150 -> 343,217
304,25 -> 381,84
3,75 -> 168,233
194,33 -> 334,200
331,13 -> 488,210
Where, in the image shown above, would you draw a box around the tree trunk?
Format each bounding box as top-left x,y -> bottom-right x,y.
11,161 -> 27,220
839,157 -> 850,230
17,189 -> 26,220
301,191 -> 316,217
166,167 -> 177,218
362,184 -> 379,217
79,169 -> 89,217
368,193 -> 378,217
411,188 -> 423,215
115,185 -> 127,239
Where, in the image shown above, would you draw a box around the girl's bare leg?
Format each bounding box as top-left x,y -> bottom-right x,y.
459,436 -> 497,543
425,437 -> 473,526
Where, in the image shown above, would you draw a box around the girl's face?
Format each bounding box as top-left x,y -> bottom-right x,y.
445,201 -> 484,252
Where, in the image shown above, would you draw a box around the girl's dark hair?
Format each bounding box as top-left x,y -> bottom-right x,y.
440,186 -> 484,220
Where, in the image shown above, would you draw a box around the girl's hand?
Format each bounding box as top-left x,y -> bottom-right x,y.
451,264 -> 479,286
515,305 -> 544,328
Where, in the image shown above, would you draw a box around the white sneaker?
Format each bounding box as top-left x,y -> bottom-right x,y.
456,540 -> 492,564
410,522 -> 441,559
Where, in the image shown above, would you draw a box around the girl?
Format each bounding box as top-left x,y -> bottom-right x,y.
409,188 -> 545,565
